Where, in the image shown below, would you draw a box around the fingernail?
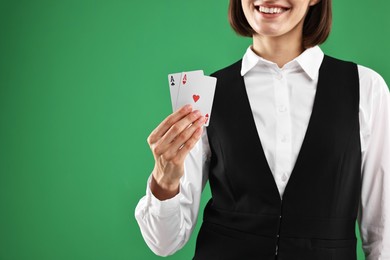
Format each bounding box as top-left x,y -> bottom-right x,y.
183,104 -> 192,111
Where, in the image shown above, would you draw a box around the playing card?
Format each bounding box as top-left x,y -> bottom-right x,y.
167,72 -> 182,111
175,71 -> 216,126
192,75 -> 216,126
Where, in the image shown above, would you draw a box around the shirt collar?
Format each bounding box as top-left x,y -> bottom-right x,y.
241,45 -> 324,80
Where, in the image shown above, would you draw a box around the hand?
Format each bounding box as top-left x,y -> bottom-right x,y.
147,105 -> 206,200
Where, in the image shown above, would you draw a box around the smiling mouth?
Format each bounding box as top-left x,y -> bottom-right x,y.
255,5 -> 290,14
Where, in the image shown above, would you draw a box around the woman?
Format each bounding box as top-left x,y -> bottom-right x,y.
135,0 -> 390,259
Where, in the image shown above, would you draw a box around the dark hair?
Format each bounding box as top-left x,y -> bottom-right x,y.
228,0 -> 332,48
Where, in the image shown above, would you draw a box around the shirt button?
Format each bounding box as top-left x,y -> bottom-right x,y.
281,135 -> 289,143
276,73 -> 283,80
281,174 -> 288,182
278,105 -> 287,113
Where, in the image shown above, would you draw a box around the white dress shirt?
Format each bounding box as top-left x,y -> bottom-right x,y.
135,46 -> 390,259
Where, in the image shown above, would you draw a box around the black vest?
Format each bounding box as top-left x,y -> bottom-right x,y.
194,56 -> 361,260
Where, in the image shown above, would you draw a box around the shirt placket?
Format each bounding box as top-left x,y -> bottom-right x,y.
273,68 -> 292,195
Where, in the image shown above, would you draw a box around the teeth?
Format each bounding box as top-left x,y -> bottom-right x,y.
259,6 -> 284,14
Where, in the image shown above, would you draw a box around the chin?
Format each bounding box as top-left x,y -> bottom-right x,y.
252,28 -> 284,38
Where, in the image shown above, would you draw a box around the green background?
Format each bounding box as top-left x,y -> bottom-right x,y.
0,0 -> 388,259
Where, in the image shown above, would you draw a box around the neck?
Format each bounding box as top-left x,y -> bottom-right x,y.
252,34 -> 304,68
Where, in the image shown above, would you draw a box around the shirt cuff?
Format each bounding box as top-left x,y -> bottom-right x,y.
146,176 -> 181,217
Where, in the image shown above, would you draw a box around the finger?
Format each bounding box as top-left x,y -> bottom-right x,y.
169,116 -> 205,152
175,125 -> 204,163
148,105 -> 192,145
156,110 -> 203,153
159,116 -> 205,161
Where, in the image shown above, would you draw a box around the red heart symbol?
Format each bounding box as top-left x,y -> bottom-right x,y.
193,95 -> 200,102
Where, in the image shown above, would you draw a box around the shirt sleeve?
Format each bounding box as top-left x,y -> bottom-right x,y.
357,65 -> 390,260
134,130 -> 211,256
